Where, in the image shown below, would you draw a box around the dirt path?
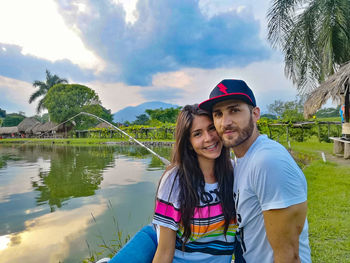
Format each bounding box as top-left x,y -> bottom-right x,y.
321,151 -> 350,167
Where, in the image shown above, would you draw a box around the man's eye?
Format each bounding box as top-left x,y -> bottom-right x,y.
214,112 -> 222,117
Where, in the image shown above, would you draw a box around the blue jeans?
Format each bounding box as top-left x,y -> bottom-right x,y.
109,225 -> 158,263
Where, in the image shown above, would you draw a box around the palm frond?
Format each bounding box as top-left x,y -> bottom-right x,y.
29,89 -> 46,104
267,0 -> 305,48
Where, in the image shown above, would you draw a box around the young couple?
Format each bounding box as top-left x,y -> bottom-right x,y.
108,79 -> 311,263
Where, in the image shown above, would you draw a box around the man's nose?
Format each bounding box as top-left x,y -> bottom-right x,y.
222,112 -> 233,127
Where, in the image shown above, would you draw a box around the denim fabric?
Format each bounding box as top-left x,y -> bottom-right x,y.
108,225 -> 157,263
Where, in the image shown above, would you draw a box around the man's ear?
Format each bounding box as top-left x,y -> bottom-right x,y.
252,106 -> 260,122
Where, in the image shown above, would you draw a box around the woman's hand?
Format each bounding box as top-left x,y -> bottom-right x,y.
152,226 -> 176,263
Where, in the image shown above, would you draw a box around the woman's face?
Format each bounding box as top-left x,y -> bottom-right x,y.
189,115 -> 223,163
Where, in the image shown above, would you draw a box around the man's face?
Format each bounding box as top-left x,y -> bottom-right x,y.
212,99 -> 259,148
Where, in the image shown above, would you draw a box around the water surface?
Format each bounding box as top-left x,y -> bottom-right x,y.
0,144 -> 170,263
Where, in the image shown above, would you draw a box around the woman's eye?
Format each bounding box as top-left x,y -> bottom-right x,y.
193,132 -> 201,137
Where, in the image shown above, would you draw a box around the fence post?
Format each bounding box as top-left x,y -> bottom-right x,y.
327,123 -> 330,138
268,124 -> 272,139
301,125 -> 304,142
286,125 -> 289,143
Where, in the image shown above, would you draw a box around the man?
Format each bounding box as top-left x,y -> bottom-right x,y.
199,79 -> 311,263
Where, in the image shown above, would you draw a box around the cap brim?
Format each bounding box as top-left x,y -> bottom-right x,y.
199,93 -> 254,112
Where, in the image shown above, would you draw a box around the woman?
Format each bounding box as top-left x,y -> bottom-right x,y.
107,104 -> 237,263
152,104 -> 236,262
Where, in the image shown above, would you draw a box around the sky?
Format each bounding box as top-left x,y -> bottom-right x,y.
0,0 -> 314,116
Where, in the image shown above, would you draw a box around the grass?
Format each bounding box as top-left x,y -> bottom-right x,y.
281,138 -> 350,262
305,160 -> 350,262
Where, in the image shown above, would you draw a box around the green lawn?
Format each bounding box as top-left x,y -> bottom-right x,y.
285,140 -> 350,262
305,160 -> 350,262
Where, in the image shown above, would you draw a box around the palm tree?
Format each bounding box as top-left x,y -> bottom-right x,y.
29,70 -> 68,113
267,0 -> 350,94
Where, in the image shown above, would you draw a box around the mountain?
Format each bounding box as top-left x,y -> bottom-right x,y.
113,101 -> 180,123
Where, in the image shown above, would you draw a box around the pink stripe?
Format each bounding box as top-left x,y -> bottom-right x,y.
155,200 -> 181,222
193,203 -> 223,219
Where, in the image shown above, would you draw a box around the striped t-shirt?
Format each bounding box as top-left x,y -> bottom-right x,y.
152,167 -> 237,262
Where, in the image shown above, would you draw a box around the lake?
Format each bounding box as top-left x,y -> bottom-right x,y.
0,144 -> 171,263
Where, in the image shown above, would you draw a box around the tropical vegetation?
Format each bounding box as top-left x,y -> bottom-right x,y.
2,113 -> 25,127
29,69 -> 68,113
43,83 -> 113,129
267,0 -> 350,93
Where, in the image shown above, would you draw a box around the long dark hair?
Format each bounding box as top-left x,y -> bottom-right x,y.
158,104 -> 234,246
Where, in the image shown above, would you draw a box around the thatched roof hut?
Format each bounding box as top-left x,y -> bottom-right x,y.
95,122 -> 112,129
0,126 -> 18,135
32,122 -> 63,134
17,117 -> 41,133
25,122 -> 41,134
304,61 -> 350,118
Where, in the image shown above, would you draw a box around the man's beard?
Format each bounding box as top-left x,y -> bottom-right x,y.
222,115 -> 255,148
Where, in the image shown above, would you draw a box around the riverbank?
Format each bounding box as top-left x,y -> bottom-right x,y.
0,138 -> 174,147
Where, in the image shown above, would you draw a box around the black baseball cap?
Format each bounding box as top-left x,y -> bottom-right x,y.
199,79 -> 256,111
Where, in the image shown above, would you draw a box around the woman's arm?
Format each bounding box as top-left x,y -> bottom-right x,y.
152,226 -> 176,263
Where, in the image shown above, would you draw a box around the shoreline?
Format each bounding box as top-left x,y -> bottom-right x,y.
0,138 -> 174,147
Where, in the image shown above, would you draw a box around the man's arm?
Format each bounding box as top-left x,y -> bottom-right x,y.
152,226 -> 176,263
263,201 -> 307,263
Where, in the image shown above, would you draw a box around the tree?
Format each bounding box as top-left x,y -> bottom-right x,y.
267,0 -> 350,93
2,113 -> 25,127
145,107 -> 181,123
267,98 -> 304,122
267,100 -> 285,117
33,113 -> 50,123
315,106 -> 341,118
133,114 -> 150,125
0,108 -> 6,118
44,83 -> 112,129
29,70 -> 68,113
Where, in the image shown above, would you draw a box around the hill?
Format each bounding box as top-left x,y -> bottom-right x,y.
113,101 -> 180,123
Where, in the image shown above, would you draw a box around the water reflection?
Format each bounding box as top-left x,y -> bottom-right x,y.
0,144 -> 170,263
30,146 -> 115,212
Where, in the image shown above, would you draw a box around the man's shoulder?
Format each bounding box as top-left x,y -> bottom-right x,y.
251,136 -> 287,158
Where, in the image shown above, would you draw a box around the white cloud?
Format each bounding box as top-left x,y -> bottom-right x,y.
0,76 -> 36,115
0,0 -> 104,71
149,58 -> 299,112
111,0 -> 139,24
87,81 -> 146,113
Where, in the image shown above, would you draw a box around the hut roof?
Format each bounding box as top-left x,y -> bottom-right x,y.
25,122 -> 41,134
32,122 -> 62,133
95,122 -> 112,129
0,126 -> 18,135
17,117 -> 41,132
304,61 -> 350,118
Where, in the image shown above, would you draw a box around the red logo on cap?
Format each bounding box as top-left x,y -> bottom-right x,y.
218,83 -> 228,94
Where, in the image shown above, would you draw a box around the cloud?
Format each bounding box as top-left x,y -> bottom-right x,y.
0,76 -> 36,115
86,81 -> 145,112
145,56 -> 299,112
0,43 -> 95,83
0,0 -> 103,70
56,0 -> 271,85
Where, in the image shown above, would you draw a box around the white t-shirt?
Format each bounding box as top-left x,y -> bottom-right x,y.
152,167 -> 237,263
233,135 -> 311,262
